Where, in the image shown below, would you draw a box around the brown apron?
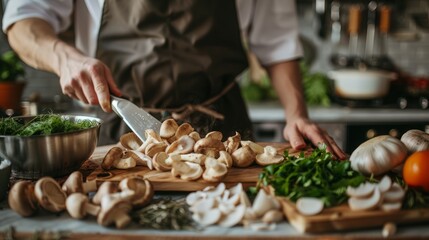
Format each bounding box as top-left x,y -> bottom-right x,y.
96,0 -> 253,145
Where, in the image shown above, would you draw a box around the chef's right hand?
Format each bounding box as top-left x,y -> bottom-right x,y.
58,55 -> 122,112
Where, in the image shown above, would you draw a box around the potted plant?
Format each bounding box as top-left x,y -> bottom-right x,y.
0,50 -> 26,115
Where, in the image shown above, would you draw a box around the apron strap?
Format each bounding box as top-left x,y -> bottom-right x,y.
143,80 -> 237,121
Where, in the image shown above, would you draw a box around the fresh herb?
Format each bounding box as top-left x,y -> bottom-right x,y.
256,146 -> 366,207
0,114 -> 98,136
132,198 -> 198,230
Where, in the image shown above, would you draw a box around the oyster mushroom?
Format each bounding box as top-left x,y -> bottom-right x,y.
34,177 -> 67,213
160,118 -> 179,139
251,188 -> 280,217
218,204 -> 246,227
145,142 -> 168,158
232,145 -> 256,167
66,192 -> 100,219
203,157 -> 228,182
119,132 -> 143,151
194,137 -> 226,158
139,129 -> 164,152
175,122 -> 194,140
101,147 -> 124,170
179,153 -> 206,165
217,151 -> 232,168
255,145 -> 284,166
92,181 -> 118,205
112,152 -> 137,169
194,208 -> 222,227
189,131 -> 201,142
172,161 -> 203,181
8,181 -> 38,217
97,197 -> 132,229
62,171 -> 97,195
152,152 -> 173,171
262,209 -> 284,223
205,131 -> 223,141
240,141 -> 264,154
224,132 -> 241,154
118,177 -> 154,208
166,135 -> 195,155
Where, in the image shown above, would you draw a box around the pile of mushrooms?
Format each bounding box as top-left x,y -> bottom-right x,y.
8,171 -> 154,229
347,175 -> 405,211
102,119 -> 285,182
186,183 -> 283,230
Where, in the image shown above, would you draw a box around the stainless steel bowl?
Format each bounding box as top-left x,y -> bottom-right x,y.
0,115 -> 102,179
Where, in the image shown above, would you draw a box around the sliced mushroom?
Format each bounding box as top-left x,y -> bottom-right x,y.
152,152 -> 173,171
145,142 -> 168,158
92,181 -> 118,205
34,177 -> 67,213
232,145 -> 256,168
205,131 -> 223,141
203,182 -> 226,198
194,137 -> 226,158
179,153 -> 206,165
112,154 -> 137,169
262,209 -> 284,223
66,192 -> 101,219
118,177 -> 154,208
8,181 -> 38,217
251,188 -> 280,217
101,147 -> 124,170
97,197 -> 132,229
348,187 -> 382,211
383,183 -> 405,203
296,197 -> 324,216
140,129 -> 164,152
125,150 -> 153,169
62,171 -> 97,195
171,161 -> 203,181
240,141 -> 264,154
218,204 -> 246,227
224,132 -> 241,154
166,135 -> 195,155
255,145 -> 284,166
119,132 -> 143,150
203,157 -> 228,182
190,197 -> 216,214
377,175 -> 392,193
194,208 -> 222,227
160,118 -> 179,139
223,183 -> 243,206
346,182 -> 376,199
217,151 -> 232,168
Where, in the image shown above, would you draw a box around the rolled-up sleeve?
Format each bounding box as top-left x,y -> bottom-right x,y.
2,0 -> 73,34
245,0 -> 304,66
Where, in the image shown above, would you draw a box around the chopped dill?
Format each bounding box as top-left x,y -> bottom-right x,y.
0,114 -> 98,136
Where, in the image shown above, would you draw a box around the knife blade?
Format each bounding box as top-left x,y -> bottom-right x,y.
110,95 -> 161,142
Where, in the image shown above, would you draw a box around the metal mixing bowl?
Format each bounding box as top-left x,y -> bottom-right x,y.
0,115 -> 102,179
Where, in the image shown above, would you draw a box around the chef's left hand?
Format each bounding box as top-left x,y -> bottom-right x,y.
283,117 -> 347,160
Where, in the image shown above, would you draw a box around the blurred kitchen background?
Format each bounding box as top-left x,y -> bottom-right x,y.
1,0 -> 428,153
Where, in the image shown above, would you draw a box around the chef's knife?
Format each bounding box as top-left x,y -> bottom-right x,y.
110,95 -> 162,142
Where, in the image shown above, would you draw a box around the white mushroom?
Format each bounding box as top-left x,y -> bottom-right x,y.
119,132 -> 143,151
66,192 -> 100,219
296,197 -> 324,216
218,204 -> 246,227
152,152 -> 173,171
194,208 -> 222,227
251,188 -> 280,217
377,175 -> 392,193
171,161 -> 203,181
255,145 -> 284,166
179,153 -> 206,165
381,202 -> 402,212
203,157 -> 228,182
232,145 -> 256,168
166,135 -> 195,155
34,177 -> 67,213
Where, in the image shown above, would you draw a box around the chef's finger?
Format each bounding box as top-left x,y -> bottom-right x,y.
326,135 -> 347,160
284,126 -> 307,150
89,64 -> 111,112
80,72 -> 99,105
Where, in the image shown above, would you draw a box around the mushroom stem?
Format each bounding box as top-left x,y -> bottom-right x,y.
115,213 -> 132,229
82,180 -> 97,194
86,202 -> 101,216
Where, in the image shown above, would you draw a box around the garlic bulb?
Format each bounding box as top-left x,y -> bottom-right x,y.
350,135 -> 408,176
400,129 -> 429,154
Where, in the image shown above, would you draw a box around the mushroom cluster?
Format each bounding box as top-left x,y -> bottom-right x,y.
8,171 -> 154,229
103,119 -> 285,182
347,175 -> 405,211
186,183 -> 283,230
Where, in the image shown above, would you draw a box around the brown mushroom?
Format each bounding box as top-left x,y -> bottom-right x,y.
152,152 -> 174,171
160,118 -> 179,139
189,131 -> 201,142
66,192 -> 101,219
224,132 -> 241,154
205,131 -> 223,141
125,150 -> 153,169
175,122 -> 194,140
180,153 -> 206,165
139,129 -> 164,152
119,132 -> 143,150
97,197 -> 132,229
240,141 -> 264,154
166,135 -> 195,155
255,146 -> 284,166
62,171 -> 97,195
194,137 -> 226,158
34,177 -> 67,213
118,177 -> 154,208
92,181 -> 118,205
101,147 -> 124,170
8,181 -> 38,217
172,161 -> 203,181
203,157 -> 228,182
217,151 -> 233,168
231,145 -> 256,167
145,141 -> 168,157
112,152 -> 137,169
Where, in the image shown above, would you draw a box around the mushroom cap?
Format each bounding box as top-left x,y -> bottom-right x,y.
160,119 -> 179,139
66,192 -> 90,219
231,145 -> 256,167
188,131 -> 201,142
152,152 -> 173,171
35,177 -> 67,213
217,151 -> 232,168
92,181 -> 118,205
172,161 -> 203,181
203,157 -> 228,182
166,135 -> 195,155
119,177 -> 154,208
205,131 -> 223,141
119,132 -> 143,150
101,147 -> 124,170
240,141 -> 264,154
224,132 -> 241,154
97,198 -> 132,228
175,123 -> 194,139
8,181 -> 38,217
145,142 -> 168,157
194,137 -> 226,158
62,171 -> 84,195
255,146 -> 284,166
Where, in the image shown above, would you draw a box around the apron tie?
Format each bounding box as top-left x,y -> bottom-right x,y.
143,80 -> 237,121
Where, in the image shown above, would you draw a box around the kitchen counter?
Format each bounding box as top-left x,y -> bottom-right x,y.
247,102 -> 429,123
1,146 -> 429,239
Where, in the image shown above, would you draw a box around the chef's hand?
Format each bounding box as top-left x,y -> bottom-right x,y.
283,117 -> 347,160
58,55 -> 122,112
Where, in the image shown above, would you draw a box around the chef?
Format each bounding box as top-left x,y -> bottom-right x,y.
2,0 -> 345,159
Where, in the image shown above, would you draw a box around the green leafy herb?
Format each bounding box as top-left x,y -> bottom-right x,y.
0,114 -> 98,136
256,146 -> 366,207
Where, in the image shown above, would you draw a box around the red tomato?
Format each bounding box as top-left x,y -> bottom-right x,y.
403,150 -> 429,192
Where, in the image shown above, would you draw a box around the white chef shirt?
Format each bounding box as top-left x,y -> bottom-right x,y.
2,0 -> 303,66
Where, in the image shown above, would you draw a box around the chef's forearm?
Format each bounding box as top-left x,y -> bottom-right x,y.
6,18 -> 79,76
265,60 -> 309,121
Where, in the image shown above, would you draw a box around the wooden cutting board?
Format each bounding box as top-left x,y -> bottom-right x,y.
86,142 -> 297,191
280,197 -> 429,233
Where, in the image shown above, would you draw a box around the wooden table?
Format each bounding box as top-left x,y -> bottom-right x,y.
1,145 -> 429,240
